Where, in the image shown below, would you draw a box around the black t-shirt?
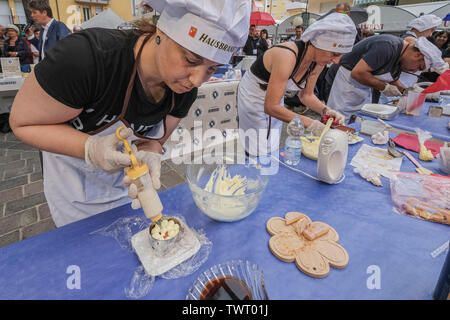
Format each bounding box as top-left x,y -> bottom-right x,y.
243,36 -> 268,58
34,28 -> 198,135
339,34 -> 404,80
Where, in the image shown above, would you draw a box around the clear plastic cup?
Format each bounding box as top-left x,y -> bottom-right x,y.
405,90 -> 426,116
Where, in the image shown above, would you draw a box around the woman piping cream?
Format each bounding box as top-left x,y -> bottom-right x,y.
237,13 -> 357,157
9,0 -> 251,227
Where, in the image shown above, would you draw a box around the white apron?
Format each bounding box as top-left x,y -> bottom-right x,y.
43,35 -> 170,227
237,69 -> 287,157
327,66 -> 394,123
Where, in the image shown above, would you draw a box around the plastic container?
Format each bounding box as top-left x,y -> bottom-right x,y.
360,103 -> 400,120
415,82 -> 441,102
186,260 -> 269,300
284,115 -> 304,166
405,90 -> 426,116
186,154 -> 269,222
360,120 -> 386,136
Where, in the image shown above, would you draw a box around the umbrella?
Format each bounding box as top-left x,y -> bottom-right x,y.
319,7 -> 368,25
250,11 -> 276,26
444,13 -> 450,21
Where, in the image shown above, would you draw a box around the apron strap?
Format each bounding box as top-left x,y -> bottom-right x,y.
120,33 -> 153,119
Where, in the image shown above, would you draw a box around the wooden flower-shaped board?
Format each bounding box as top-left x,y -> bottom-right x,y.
267,212 -> 349,278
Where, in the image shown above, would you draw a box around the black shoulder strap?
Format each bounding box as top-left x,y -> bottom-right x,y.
271,45 -> 298,58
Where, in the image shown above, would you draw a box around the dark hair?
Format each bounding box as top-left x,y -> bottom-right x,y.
250,24 -> 256,28
362,29 -> 374,38
295,25 -> 303,30
336,2 -> 351,12
434,30 -> 450,49
260,29 -> 268,37
28,0 -> 53,18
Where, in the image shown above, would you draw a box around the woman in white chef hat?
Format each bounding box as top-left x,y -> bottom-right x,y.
237,13 -> 357,157
378,14 -> 445,104
9,0 -> 251,227
404,14 -> 442,40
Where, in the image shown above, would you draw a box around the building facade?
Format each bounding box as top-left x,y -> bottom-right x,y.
0,0 -> 135,30
265,0 -> 307,21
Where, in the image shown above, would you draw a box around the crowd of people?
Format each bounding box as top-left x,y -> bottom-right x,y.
0,0 -> 70,73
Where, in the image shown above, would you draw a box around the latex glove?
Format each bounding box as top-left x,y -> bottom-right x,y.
430,62 -> 449,74
307,120 -> 326,137
84,127 -> 132,173
397,96 -> 408,112
122,150 -> 162,210
135,150 -> 162,190
323,107 -> 345,125
382,83 -> 402,97
123,176 -> 141,210
371,131 -> 389,145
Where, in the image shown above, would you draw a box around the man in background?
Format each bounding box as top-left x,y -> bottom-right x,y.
289,25 -> 303,41
243,24 -> 268,58
25,25 -> 39,49
28,0 -> 69,61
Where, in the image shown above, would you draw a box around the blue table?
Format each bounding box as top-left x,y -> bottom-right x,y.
0,136 -> 448,300
358,98 -> 450,142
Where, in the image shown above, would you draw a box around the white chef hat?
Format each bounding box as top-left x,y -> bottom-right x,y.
145,0 -> 250,64
415,37 -> 446,70
407,14 -> 442,32
301,13 -> 357,53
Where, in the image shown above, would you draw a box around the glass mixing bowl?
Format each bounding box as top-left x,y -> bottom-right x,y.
186,154 -> 269,222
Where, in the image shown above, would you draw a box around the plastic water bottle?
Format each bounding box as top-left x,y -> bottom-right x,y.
284,115 -> 304,166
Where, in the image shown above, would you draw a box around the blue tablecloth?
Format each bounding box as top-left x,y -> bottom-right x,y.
358,98 -> 450,141
0,132 -> 448,300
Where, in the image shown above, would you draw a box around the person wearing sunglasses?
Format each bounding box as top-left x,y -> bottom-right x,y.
9,0 -> 251,227
237,13 -> 356,157
326,33 -> 446,122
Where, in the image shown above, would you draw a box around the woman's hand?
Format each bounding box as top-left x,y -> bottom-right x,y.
122,147 -> 162,210
135,150 -> 162,190
84,127 -> 132,173
307,120 -> 326,136
322,107 -> 345,125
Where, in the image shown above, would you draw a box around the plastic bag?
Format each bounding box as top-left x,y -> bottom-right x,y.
353,164 -> 383,186
90,214 -> 212,299
414,128 -> 434,161
389,171 -> 450,225
371,131 -> 389,145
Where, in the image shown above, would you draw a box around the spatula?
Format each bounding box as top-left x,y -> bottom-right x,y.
403,151 -> 434,175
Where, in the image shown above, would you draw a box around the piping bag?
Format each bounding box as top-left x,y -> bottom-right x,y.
116,126 -> 163,223
408,70 -> 450,111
